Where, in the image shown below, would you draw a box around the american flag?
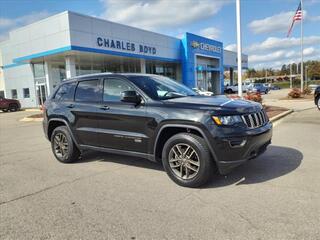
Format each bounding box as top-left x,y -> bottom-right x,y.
287,1 -> 302,37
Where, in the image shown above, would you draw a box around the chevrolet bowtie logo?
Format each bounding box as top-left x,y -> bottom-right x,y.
191,41 -> 200,48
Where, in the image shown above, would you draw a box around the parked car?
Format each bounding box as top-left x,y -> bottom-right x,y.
43,73 -> 272,187
192,88 -> 213,96
314,86 -> 320,110
247,83 -> 269,94
224,82 -> 250,94
0,96 -> 21,112
270,85 -> 281,90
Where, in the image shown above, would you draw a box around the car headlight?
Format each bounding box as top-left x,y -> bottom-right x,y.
212,115 -> 242,126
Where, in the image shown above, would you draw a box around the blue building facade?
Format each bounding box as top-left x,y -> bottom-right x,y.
181,33 -> 224,94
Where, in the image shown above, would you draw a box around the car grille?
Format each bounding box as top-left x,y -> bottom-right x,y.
241,110 -> 268,128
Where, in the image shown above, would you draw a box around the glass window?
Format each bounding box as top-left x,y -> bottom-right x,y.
75,79 -> 100,102
129,75 -> 196,100
54,82 -> 76,101
103,78 -> 133,102
11,89 -> 17,99
33,63 -> 45,78
23,88 -> 30,98
0,91 -> 4,98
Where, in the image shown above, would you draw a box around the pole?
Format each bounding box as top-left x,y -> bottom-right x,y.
265,69 -> 267,84
300,0 -> 304,91
236,0 -> 242,97
290,64 -> 292,88
305,66 -> 308,88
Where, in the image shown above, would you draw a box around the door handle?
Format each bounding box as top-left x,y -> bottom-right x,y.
67,104 -> 75,109
100,105 -> 110,110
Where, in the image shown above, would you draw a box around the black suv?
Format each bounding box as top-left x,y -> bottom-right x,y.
43,73 -> 272,187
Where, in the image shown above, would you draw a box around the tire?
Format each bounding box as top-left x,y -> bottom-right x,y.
317,97 -> 320,110
265,90 -> 268,94
9,104 -> 18,112
51,126 -> 80,163
226,89 -> 233,94
162,133 -> 214,188
2,109 -> 8,112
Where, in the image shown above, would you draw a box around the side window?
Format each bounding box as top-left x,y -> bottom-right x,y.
103,78 -> 133,101
54,82 -> 76,101
75,79 -> 100,102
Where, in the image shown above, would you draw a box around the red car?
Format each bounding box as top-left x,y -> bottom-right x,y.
0,96 -> 21,112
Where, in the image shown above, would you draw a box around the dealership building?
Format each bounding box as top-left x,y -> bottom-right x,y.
0,11 -> 248,108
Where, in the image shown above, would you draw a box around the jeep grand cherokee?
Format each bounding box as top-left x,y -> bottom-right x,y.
43,73 -> 272,187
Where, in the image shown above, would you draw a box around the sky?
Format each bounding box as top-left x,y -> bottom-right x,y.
0,0 -> 319,69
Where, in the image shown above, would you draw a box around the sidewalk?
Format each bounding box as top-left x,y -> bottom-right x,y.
263,89 -> 315,111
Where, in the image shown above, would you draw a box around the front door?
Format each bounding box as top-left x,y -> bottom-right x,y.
36,83 -> 48,106
97,77 -> 149,153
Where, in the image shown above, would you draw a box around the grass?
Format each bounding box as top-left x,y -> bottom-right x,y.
273,80 -> 320,89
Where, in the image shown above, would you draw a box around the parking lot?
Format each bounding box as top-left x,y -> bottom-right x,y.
0,108 -> 319,240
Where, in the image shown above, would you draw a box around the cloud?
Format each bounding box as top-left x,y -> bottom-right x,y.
249,47 -> 320,64
100,0 -> 228,30
0,11 -> 51,41
247,36 -> 320,53
224,44 -> 237,51
248,10 -> 320,34
199,27 -> 221,40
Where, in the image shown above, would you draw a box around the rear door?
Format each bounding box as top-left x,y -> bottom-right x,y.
97,77 -> 149,153
72,78 -> 102,147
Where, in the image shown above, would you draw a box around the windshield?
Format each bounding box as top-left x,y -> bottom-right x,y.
128,75 -> 197,100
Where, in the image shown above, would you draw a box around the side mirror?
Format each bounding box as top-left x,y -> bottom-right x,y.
121,91 -> 141,104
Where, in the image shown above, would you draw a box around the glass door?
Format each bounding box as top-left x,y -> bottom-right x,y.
36,83 -> 48,106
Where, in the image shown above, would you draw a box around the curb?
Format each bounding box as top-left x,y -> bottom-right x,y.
20,117 -> 43,122
270,109 -> 293,123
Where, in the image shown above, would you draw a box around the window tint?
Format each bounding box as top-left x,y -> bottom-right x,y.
103,78 -> 133,101
11,89 -> 17,99
55,82 -> 76,101
23,88 -> 30,98
75,79 -> 100,102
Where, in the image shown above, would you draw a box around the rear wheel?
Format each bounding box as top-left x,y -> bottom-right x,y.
162,133 -> 214,187
2,109 -> 8,112
9,104 -> 18,112
51,126 -> 80,163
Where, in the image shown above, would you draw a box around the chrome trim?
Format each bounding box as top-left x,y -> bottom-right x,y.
241,110 -> 268,129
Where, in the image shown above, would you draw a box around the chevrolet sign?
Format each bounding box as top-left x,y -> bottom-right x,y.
191,41 -> 221,54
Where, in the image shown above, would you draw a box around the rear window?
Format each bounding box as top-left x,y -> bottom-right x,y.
54,82 -> 76,101
75,79 -> 100,102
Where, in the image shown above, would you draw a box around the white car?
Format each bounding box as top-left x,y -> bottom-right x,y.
224,82 -> 250,94
192,88 -> 214,96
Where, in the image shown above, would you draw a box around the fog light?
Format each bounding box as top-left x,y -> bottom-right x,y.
229,139 -> 247,148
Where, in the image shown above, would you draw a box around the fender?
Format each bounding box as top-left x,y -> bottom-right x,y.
153,123 -> 219,164
47,118 -> 81,149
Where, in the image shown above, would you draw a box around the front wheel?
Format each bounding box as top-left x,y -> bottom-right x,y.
51,126 -> 80,163
162,133 -> 214,187
317,97 -> 320,110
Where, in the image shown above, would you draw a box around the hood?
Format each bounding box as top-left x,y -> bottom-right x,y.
164,95 -> 262,114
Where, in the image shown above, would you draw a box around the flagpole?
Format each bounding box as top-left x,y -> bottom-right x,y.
300,0 -> 304,91
236,0 -> 242,97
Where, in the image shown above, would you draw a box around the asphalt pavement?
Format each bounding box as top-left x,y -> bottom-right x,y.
0,108 -> 319,240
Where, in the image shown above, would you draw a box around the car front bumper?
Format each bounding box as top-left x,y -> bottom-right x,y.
207,122 -> 273,174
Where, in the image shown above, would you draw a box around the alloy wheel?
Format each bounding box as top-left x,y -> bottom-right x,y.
53,133 -> 69,158
168,143 -> 200,180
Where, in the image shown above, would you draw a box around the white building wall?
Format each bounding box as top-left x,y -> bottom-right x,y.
3,64 -> 36,108
68,12 -> 181,61
0,11 -> 72,108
